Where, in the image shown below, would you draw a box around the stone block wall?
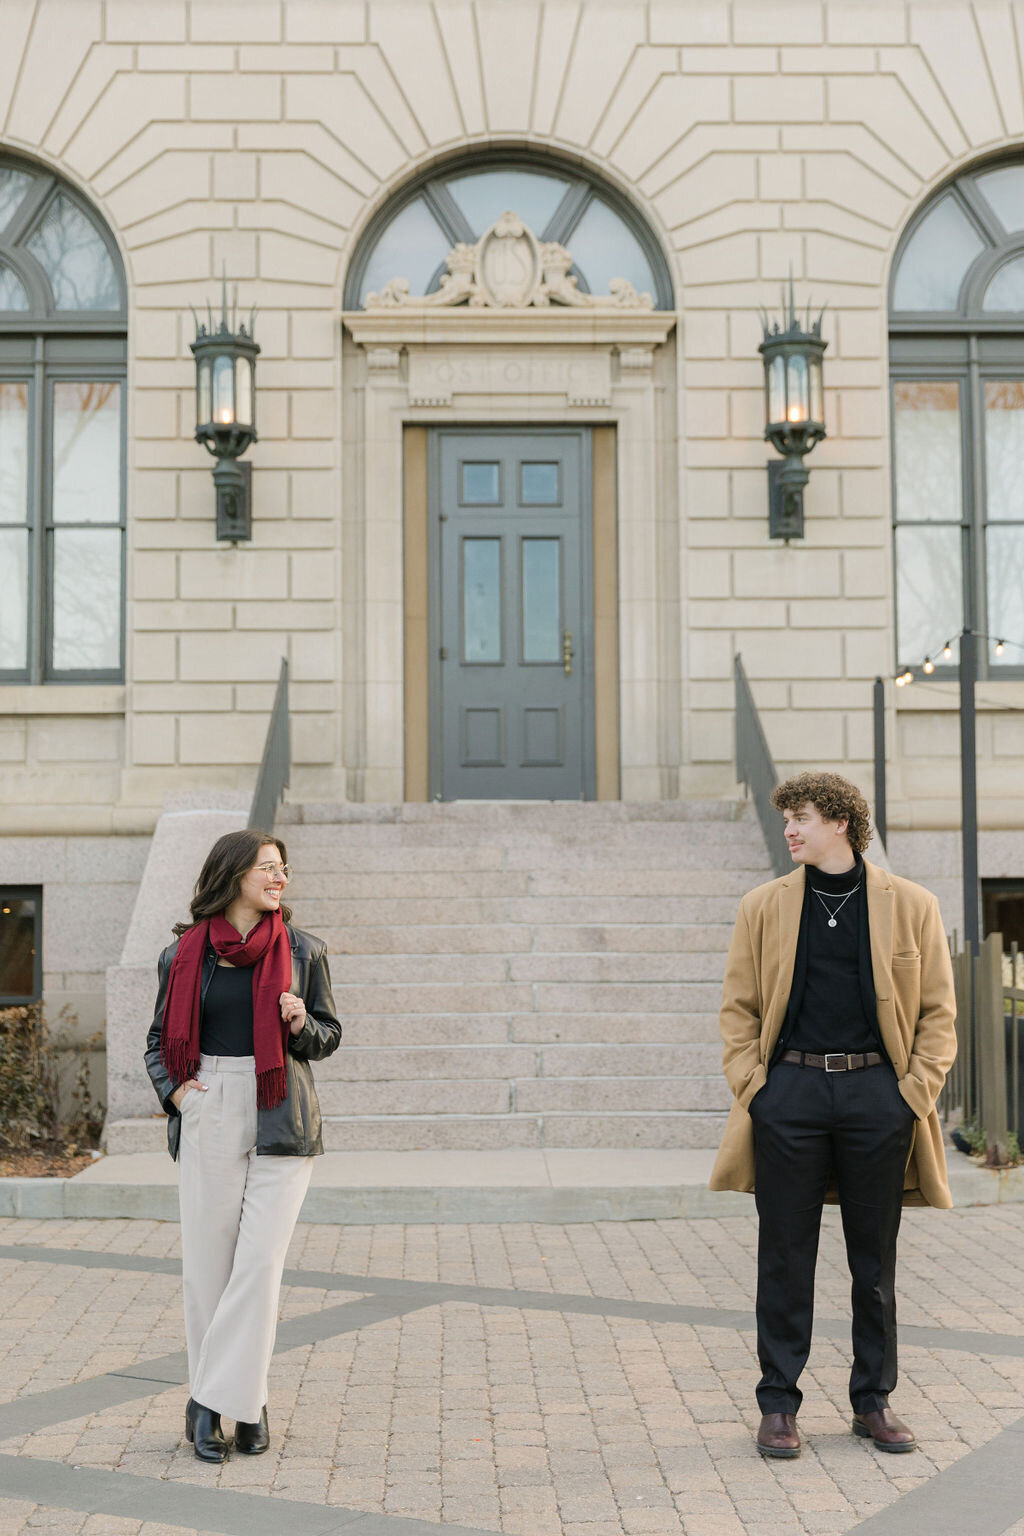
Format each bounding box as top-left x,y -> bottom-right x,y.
1,2 -> 1024,826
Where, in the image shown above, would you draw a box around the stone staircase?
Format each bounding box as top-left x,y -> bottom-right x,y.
281,799 -> 769,1150
106,798 -> 771,1154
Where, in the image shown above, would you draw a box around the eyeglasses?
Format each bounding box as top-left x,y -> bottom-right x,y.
253,861 -> 292,880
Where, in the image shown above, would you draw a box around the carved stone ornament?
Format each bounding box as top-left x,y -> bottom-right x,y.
365,346 -> 401,372
364,210 -> 655,311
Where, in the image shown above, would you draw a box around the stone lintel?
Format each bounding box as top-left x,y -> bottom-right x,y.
344,310 -> 676,348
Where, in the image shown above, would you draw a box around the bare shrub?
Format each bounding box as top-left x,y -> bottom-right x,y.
0,1004 -> 58,1152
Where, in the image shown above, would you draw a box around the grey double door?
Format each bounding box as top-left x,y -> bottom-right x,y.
430,428 -> 593,800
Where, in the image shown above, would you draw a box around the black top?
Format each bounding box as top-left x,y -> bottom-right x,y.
199,962 -> 255,1057
782,853 -> 881,1056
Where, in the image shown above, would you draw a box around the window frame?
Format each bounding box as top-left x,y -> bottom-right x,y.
889,366 -> 974,677
0,171 -> 127,326
344,151 -> 674,311
0,885 -> 42,1006
890,156 -> 1024,680
0,153 -> 126,684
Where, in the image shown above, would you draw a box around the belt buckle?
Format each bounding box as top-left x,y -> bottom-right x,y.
824,1053 -> 848,1072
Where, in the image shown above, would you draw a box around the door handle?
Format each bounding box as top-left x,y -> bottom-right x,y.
563,630 -> 573,676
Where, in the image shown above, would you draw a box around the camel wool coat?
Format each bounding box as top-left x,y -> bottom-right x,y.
709,858 -> 958,1208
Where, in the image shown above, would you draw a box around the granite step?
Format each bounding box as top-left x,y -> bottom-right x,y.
514,1076 -> 732,1114
284,831 -> 764,868
314,1113 -> 728,1152
325,980 -> 724,1014
315,1074 -> 728,1116
291,798 -> 752,826
318,922 -> 734,955
295,894 -> 745,926
326,951 -> 728,986
312,1041 -> 723,1082
313,1044 -> 537,1081
287,857 -> 765,900
106,1110 -> 729,1154
335,1011 -> 721,1047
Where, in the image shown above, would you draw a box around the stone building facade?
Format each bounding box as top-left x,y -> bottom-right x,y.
4,0 -> 1024,1066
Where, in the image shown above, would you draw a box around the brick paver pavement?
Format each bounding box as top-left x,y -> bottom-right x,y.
0,1208 -> 1021,1535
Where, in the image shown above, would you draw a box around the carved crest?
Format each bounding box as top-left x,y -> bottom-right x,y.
477,212 -> 540,306
364,210 -> 654,311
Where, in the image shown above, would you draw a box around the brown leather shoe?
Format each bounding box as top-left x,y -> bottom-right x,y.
852,1408 -> 917,1453
756,1412 -> 800,1458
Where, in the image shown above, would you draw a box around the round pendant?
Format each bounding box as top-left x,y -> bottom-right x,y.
828,918 -> 837,928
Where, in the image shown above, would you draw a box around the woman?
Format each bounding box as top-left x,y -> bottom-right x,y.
144,829 -> 341,1463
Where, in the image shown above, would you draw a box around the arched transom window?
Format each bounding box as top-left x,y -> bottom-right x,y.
345,155 -> 674,311
890,158 -> 1024,676
0,156 -> 126,683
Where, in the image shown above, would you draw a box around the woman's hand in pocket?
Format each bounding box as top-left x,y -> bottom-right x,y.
171,1080 -> 206,1112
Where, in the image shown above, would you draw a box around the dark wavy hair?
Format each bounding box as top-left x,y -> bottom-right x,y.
769,772 -> 872,855
172,829 -> 292,936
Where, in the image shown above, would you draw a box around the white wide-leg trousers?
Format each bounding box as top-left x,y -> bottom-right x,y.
178,1053 -> 313,1424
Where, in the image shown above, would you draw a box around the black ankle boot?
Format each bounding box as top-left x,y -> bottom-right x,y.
185,1397 -> 228,1463
234,1405 -> 269,1455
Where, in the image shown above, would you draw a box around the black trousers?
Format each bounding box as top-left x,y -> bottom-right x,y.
750,1059 -> 917,1416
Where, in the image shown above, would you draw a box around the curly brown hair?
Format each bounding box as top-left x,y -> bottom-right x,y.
769,772 -> 872,854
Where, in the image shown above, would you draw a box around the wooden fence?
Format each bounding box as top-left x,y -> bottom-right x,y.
945,931 -> 1024,1165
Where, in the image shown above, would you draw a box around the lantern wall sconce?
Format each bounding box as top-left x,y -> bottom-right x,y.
758,279 -> 827,541
191,275 -> 260,543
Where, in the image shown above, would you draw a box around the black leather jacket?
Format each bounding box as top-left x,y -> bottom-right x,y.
144,923 -> 342,1160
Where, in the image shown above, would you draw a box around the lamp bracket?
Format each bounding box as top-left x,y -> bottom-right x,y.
214,459 -> 252,543
768,457 -> 806,541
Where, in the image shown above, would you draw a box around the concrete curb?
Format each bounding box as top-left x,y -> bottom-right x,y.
0,1179 -> 751,1223
0,1155 -> 1019,1222
947,1157 -> 1024,1206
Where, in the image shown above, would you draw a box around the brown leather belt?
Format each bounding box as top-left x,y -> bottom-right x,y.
781,1050 -> 884,1073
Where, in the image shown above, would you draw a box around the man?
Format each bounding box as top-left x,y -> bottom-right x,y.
710,772 -> 956,1459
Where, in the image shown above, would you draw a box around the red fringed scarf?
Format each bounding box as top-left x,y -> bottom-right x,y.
160,910 -> 293,1109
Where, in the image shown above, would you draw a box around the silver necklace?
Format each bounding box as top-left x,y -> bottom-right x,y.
810,882 -> 860,928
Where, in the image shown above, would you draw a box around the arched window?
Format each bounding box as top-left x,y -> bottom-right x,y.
890,157 -> 1024,676
0,155 -> 126,683
344,153 -> 674,311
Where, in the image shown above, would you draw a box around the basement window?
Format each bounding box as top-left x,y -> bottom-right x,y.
982,879 -> 1024,955
0,886 -> 41,1003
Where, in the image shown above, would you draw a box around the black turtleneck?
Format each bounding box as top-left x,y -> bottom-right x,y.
781,851 -> 881,1057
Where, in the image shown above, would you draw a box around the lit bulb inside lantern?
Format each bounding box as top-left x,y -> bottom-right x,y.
787,404 -> 806,423
217,407 -> 234,425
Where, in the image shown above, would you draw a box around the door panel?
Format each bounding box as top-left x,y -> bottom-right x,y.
431,428 -> 592,799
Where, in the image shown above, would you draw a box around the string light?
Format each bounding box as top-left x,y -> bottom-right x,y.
895,630 -> 1024,687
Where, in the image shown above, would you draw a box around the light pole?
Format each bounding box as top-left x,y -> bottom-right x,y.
958,626 -> 980,957
872,675 -> 887,848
